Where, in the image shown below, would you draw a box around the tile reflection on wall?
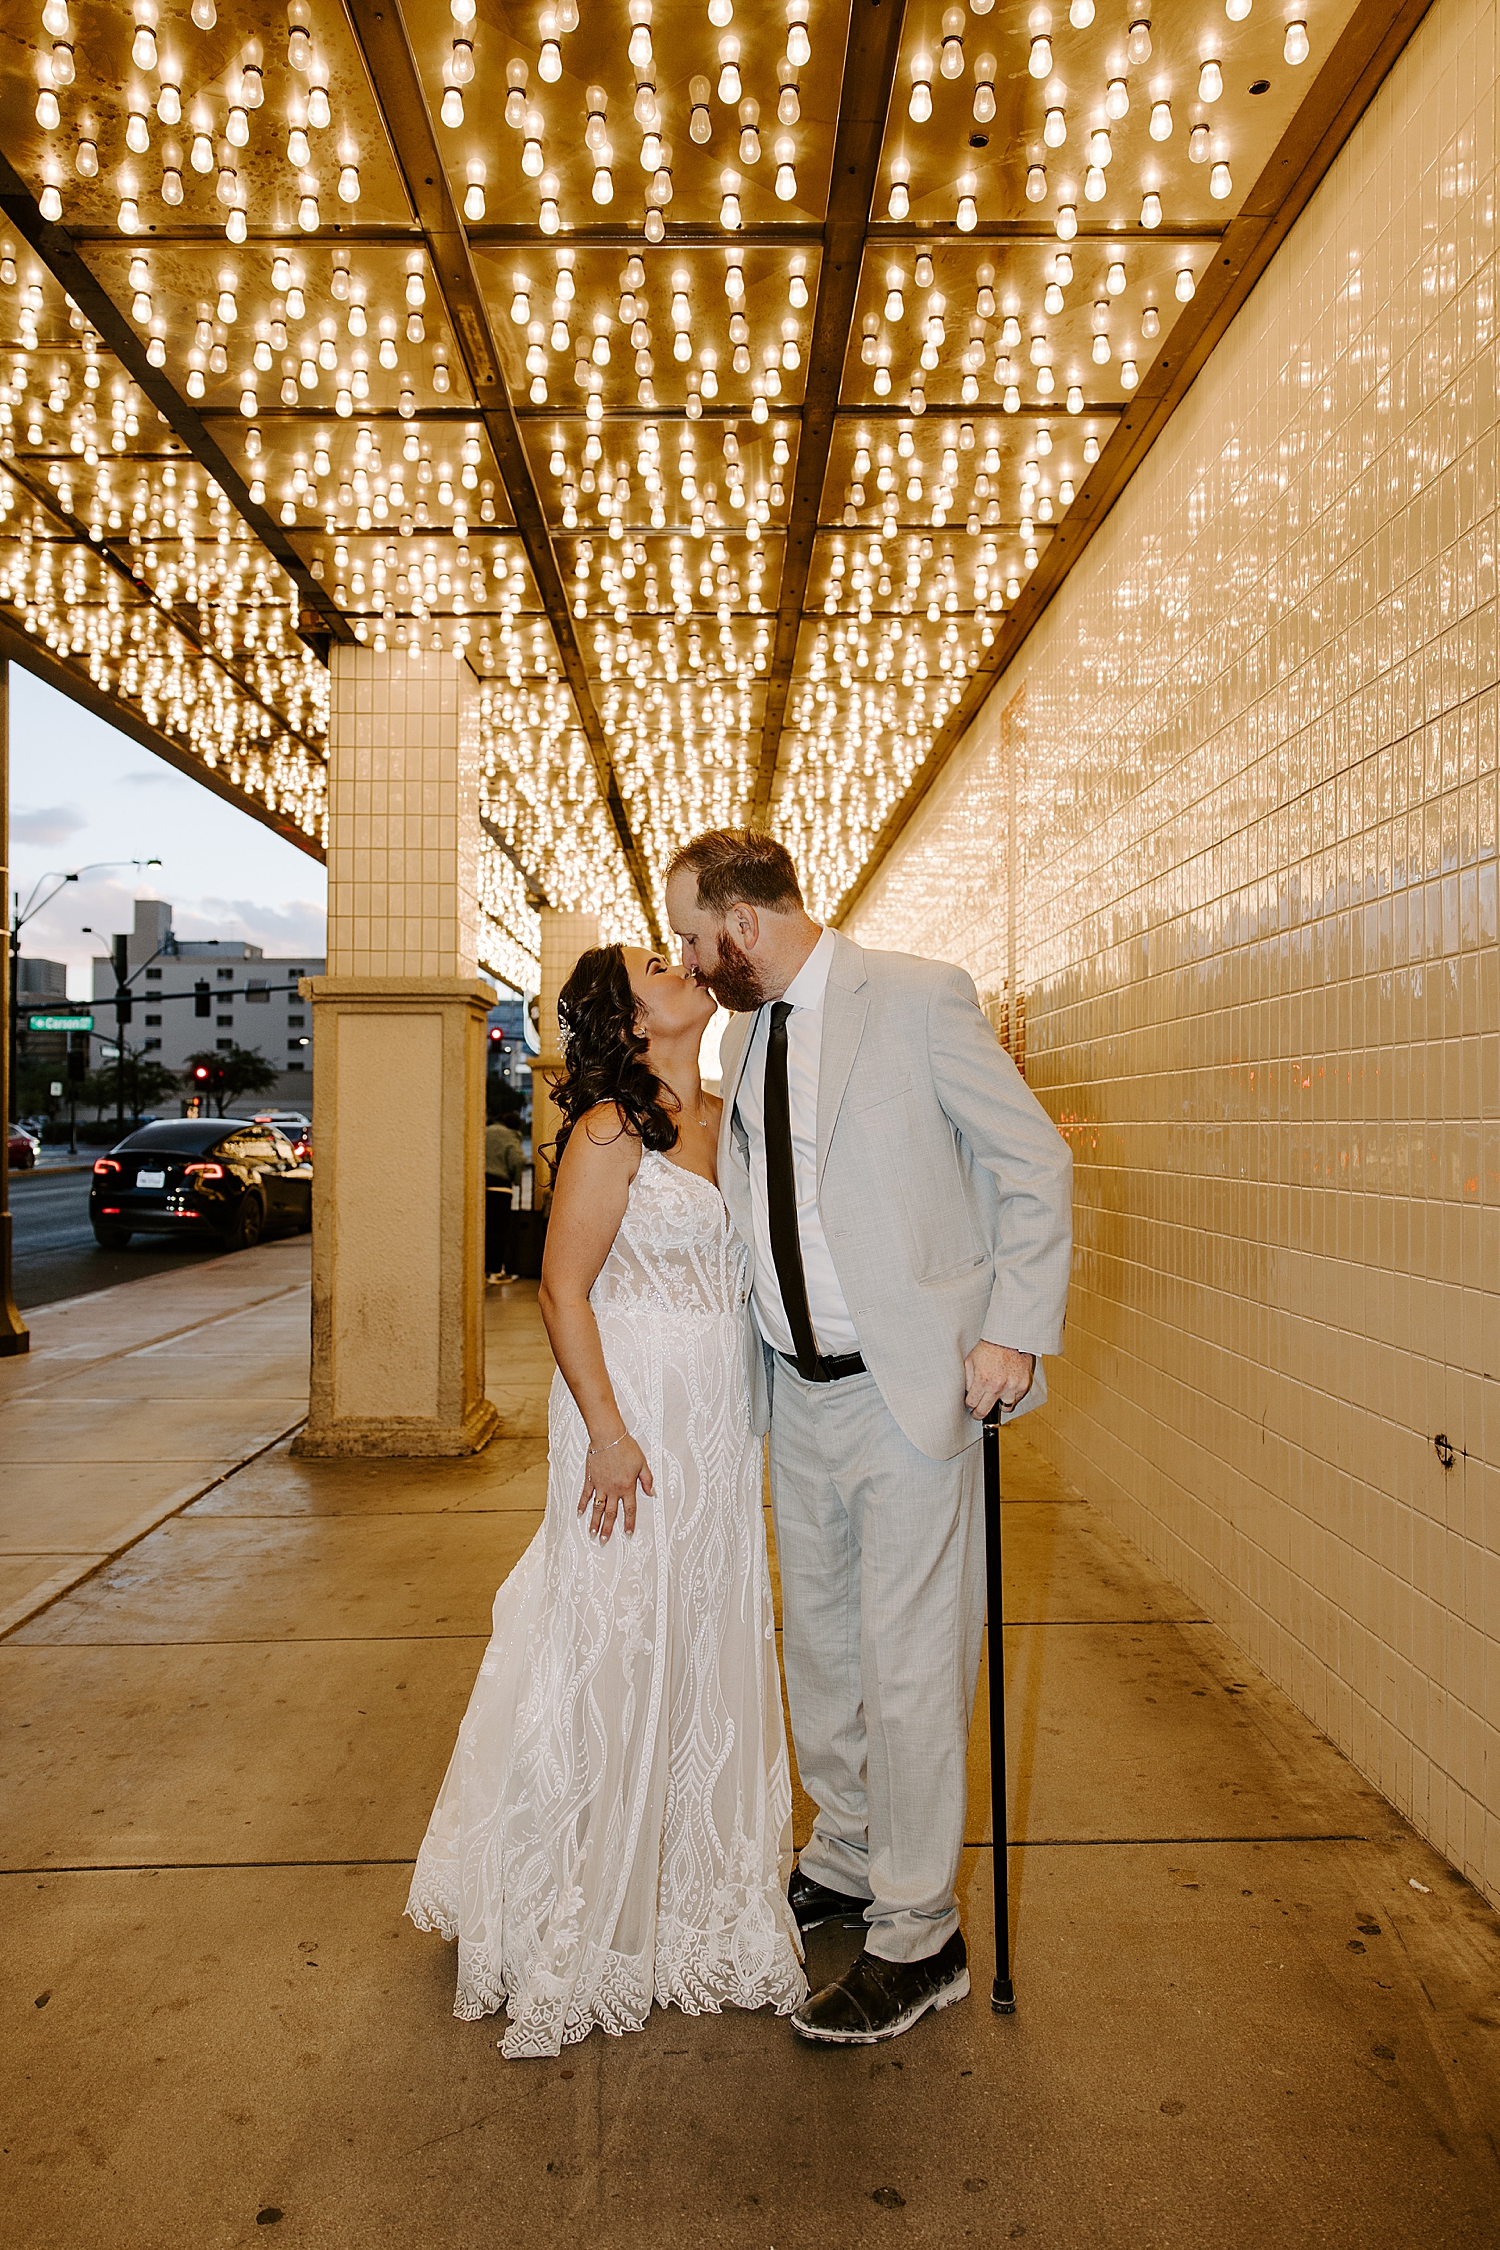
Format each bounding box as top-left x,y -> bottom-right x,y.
849,0 -> 1500,1905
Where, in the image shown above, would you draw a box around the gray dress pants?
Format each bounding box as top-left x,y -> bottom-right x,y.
766,1352 -> 986,1964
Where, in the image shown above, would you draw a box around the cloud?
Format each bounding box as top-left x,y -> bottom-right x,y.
119,768 -> 175,788
12,803 -> 87,847
174,895 -> 328,958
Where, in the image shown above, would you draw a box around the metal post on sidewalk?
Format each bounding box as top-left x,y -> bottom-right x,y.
982,1405 -> 1014,2013
0,655 -> 30,1356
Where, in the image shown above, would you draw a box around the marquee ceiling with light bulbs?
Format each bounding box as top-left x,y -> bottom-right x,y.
0,0 -> 1423,972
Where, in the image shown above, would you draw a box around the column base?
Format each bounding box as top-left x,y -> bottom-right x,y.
292,1394 -> 500,1460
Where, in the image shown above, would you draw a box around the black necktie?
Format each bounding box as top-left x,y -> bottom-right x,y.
764,1000 -> 821,1379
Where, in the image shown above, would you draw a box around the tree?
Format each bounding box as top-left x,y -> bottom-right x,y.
183,1044 -> 281,1116
79,1057 -> 179,1121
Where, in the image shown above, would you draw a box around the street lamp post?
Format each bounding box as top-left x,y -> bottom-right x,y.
7,856 -> 161,1132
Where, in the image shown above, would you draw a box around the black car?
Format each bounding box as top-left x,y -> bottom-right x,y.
90,1119 -> 312,1252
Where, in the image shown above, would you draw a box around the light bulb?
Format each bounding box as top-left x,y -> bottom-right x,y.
298,193 -> 319,229
1055,204 -> 1077,240
39,185 -> 62,221
190,0 -> 216,24
1044,107 -> 1066,146
1120,359 -> 1137,388
42,0 -> 69,31
1140,191 -> 1161,226
1103,262 -> 1124,296
338,165 -> 360,202
1105,79 -> 1129,120
539,198 -> 559,234
118,197 -> 139,232
226,207 -> 246,242
521,138 -> 542,175
441,86 -> 464,126
1044,281 -> 1064,314
36,90 -> 61,132
888,180 -> 909,218
156,80 -> 179,123
1210,161 -> 1232,198
287,128 -> 309,165
1175,266 -> 1195,301
1189,123 -> 1210,161
591,165 -> 612,203
451,38 -> 474,82
226,106 -> 248,146
1141,305 -> 1160,337
51,40 -> 74,84
1284,19 -> 1308,62
941,35 -> 963,79
76,136 -> 97,175
307,85 -> 330,128
1092,333 -> 1110,364
709,0 -> 732,19
957,194 -> 978,231
1127,18 -> 1152,63
132,25 -> 157,67
787,20 -> 810,67
1225,0 -> 1250,16
1084,166 -> 1106,201
1089,128 -> 1112,165
1066,385 -> 1083,413
1028,35 -> 1051,76
1083,434 -> 1100,462
974,80 -> 996,123
909,70 -> 932,122
775,163 -> 796,200
1026,165 -> 1046,202
1199,58 -> 1223,100
1069,0 -> 1094,21
1149,100 -> 1172,139
720,189 -> 741,227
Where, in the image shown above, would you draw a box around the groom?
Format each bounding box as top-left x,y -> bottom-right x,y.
665,829 -> 1073,2045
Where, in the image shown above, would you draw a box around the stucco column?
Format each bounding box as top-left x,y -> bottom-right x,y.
296,646 -> 497,1458
528,908 -> 599,1202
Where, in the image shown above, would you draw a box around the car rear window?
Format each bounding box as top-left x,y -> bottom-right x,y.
115,1120 -> 252,1155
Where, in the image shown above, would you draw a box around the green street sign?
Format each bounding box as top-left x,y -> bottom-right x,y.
28,1013 -> 93,1032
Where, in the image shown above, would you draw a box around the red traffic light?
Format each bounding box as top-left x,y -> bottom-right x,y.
194,1065 -> 209,1081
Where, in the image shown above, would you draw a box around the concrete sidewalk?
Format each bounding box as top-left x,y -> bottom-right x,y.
3,1283 -> 1500,2248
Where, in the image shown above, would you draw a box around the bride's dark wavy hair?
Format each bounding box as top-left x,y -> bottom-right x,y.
548,944 -> 682,1170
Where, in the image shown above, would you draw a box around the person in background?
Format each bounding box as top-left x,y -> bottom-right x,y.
485,1098 -> 524,1284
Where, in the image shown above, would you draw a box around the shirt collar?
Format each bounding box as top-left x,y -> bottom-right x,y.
775,924 -> 835,1012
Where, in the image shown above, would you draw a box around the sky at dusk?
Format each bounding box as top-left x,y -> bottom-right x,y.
8,662 -> 327,997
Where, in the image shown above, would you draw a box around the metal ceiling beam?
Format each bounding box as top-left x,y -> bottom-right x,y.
0,152 -> 354,651
341,0 -> 663,946
0,612 -> 326,861
833,0 -> 1438,928
748,0 -> 909,827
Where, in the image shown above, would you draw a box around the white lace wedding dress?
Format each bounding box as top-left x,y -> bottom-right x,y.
407,1147 -> 806,2057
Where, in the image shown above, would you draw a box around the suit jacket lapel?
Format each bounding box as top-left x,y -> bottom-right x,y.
716,1009 -> 756,1185
816,934 -> 869,1194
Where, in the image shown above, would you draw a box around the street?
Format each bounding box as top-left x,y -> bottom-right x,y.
7,1167 -> 228,1311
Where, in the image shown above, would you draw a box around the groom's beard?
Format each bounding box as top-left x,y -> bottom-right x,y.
702,935 -> 767,1014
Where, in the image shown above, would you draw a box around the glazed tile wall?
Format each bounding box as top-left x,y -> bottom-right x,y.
326,645 -> 482,980
850,0 -> 1500,1903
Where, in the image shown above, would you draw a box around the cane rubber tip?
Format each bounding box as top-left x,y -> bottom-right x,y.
991,1977 -> 1016,2015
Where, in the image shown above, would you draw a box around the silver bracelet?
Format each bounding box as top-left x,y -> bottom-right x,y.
587,1433 -> 630,1456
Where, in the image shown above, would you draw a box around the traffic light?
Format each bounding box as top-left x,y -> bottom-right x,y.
194,1064 -> 210,1083
195,980 -> 211,1017
67,1031 -> 87,1085
112,933 -> 131,1024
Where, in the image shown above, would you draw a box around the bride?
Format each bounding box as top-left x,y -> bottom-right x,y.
407,942 -> 806,2057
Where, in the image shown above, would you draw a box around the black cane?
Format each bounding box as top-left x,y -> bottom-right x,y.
983,1405 -> 1016,2014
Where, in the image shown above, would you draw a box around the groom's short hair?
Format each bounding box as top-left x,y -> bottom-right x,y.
666,828 -> 804,915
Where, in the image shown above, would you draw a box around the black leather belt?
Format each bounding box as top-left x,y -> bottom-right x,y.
778,1348 -> 867,1383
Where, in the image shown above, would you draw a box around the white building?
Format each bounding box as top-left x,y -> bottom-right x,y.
90,899 -> 324,1115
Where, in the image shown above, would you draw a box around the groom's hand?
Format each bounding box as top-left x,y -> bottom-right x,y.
964,1342 -> 1035,1419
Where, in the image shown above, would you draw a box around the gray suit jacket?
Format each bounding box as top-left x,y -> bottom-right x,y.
718,932 -> 1073,1462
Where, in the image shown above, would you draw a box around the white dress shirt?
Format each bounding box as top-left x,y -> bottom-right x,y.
732,926 -> 861,1358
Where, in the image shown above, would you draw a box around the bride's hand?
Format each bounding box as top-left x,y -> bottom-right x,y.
579,1434 -> 653,1543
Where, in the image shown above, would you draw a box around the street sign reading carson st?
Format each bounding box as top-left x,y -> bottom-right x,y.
27,1014 -> 93,1032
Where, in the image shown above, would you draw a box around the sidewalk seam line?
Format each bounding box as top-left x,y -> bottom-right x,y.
0,1412 -> 308,1644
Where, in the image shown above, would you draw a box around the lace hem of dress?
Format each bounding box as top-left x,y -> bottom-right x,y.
405,1852 -> 806,2058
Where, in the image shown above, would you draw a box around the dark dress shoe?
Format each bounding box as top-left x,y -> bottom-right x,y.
788,1866 -> 870,1935
790,1929 -> 969,2043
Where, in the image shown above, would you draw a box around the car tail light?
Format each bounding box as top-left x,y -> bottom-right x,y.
183,1161 -> 224,1181
93,1158 -> 120,1174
